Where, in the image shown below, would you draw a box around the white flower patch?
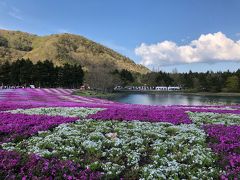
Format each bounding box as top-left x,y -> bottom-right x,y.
182,106 -> 237,111
102,162 -> 125,177
188,111 -> 240,125
2,120 -> 220,179
7,107 -> 103,118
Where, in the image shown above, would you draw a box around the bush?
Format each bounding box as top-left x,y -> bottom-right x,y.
0,36 -> 8,47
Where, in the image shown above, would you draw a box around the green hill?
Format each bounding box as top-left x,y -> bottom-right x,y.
0,29 -> 149,74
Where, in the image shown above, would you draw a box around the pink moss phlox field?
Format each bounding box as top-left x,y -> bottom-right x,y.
0,113 -> 78,144
88,107 -> 191,124
1,88 -> 240,115
0,88 -> 121,111
0,150 -> 102,180
204,125 -> 240,179
2,88 -> 240,178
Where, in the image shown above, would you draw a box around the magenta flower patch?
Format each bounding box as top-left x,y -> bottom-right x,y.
0,150 -> 102,179
204,124 -> 240,179
88,107 -> 191,124
0,113 -> 78,144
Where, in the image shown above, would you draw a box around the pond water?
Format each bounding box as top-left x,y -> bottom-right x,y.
110,93 -> 240,105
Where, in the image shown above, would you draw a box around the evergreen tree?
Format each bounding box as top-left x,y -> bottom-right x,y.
120,69 -> 134,84
0,61 -> 11,85
0,59 -> 84,88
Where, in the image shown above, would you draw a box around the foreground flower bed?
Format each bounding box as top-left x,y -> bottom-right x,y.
0,150 -> 102,179
1,88 -> 240,179
2,120 -> 220,179
204,125 -> 240,179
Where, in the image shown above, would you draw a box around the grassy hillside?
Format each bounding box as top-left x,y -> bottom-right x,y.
0,29 -> 149,74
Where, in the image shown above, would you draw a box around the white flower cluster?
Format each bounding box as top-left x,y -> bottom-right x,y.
183,106 -> 236,110
188,111 -> 240,126
8,107 -> 103,118
2,119 -> 220,179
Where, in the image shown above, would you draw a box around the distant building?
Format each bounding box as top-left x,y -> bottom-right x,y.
168,86 -> 181,91
114,86 -> 123,90
114,85 -> 181,91
156,86 -> 168,91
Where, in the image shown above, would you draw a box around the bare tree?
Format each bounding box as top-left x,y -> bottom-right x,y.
85,65 -> 121,92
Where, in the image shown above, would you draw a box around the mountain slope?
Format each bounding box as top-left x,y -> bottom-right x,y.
0,29 -> 149,74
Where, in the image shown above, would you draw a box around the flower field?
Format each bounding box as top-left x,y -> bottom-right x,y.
1,89 -> 240,179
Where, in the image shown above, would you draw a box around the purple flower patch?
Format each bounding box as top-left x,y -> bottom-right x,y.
204,124 -> 240,179
0,113 -> 78,144
0,150 -> 102,179
88,107 -> 191,124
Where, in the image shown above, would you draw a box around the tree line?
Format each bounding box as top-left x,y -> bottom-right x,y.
79,65 -> 240,93
140,70 -> 240,92
1,58 -> 239,93
0,59 -> 84,88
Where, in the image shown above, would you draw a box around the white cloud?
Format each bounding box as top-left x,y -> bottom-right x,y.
8,6 -> 23,20
135,32 -> 240,67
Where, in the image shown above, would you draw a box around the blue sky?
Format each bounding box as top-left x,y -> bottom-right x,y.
0,0 -> 240,72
